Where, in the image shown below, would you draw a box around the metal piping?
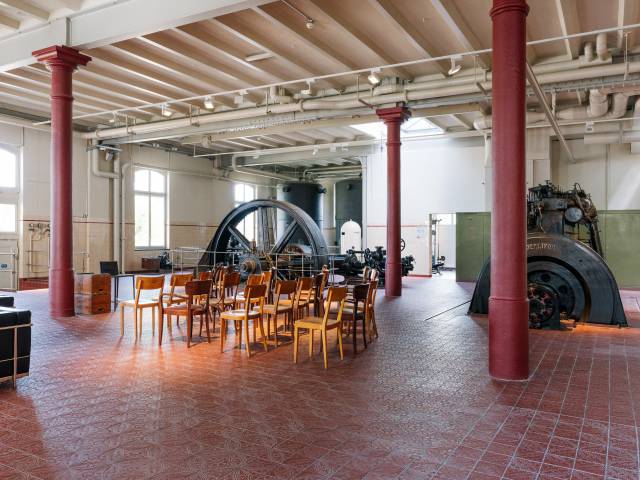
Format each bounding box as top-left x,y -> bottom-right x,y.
525,63 -> 575,163
82,60 -> 640,141
231,156 -> 298,182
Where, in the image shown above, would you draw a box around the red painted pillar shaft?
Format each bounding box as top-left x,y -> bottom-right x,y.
377,107 -> 410,297
33,46 -> 91,318
489,0 -> 530,380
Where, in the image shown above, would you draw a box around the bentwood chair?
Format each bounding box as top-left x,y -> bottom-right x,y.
210,272 -> 241,331
366,279 -> 379,340
220,284 -> 267,357
235,273 -> 264,308
342,283 -> 370,354
280,276 -> 314,320
162,280 -> 212,347
119,275 -> 164,338
259,279 -> 296,347
293,286 -> 348,369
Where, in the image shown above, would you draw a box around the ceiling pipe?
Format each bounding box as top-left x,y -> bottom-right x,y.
596,33 -> 610,61
231,155 -> 299,182
82,60 -> 640,141
525,62 -> 576,163
583,130 -> 640,144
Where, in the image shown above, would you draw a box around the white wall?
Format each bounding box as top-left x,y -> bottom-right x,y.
0,125 -> 275,281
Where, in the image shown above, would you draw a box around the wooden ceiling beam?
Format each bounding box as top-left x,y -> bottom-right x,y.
0,13 -> 19,29
368,0 -> 449,76
554,0 -> 581,60
212,16 -> 343,91
0,0 -> 49,20
307,0 -> 411,79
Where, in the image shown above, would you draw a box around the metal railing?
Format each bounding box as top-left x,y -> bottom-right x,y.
169,247 -> 347,285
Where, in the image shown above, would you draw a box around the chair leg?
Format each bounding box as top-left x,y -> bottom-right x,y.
337,325 -> 344,360
204,311 -> 211,343
220,319 -> 226,353
352,314 -> 358,354
120,306 -> 124,336
293,326 -> 299,363
244,320 -> 251,358
372,310 -> 378,338
159,311 -> 164,346
309,330 -> 314,357
321,330 -> 328,370
187,312 -> 192,348
273,313 -> 279,347
362,314 -> 368,349
258,316 -> 268,352
151,306 -> 156,336
199,314 -> 203,337
134,307 -> 138,337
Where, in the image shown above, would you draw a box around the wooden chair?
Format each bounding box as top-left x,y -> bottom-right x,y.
160,272 -> 193,308
119,275 -> 164,338
260,279 -> 296,347
342,283 -> 370,354
262,268 -> 275,303
362,266 -> 371,283
366,279 -> 379,340
235,273 -> 264,308
293,286 -> 348,369
309,268 -> 328,315
211,265 -> 226,297
369,269 -> 379,283
210,271 -> 241,330
220,284 -> 267,357
280,276 -> 314,320
162,280 -> 213,347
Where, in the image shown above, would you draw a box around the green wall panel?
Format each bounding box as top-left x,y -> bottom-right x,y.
455,210 -> 640,288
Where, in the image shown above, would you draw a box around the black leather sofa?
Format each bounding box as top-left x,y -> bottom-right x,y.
0,305 -> 31,387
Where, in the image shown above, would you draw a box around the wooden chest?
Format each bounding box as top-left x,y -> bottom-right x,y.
75,293 -> 111,315
75,273 -> 112,315
74,273 -> 111,295
141,257 -> 161,271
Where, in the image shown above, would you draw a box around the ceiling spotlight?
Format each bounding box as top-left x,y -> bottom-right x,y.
305,18 -> 314,29
161,103 -> 173,117
203,96 -> 214,110
448,56 -> 463,76
281,1 -> 314,30
301,79 -> 315,96
367,69 -> 381,85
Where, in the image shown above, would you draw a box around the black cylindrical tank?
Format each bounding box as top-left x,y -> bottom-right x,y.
277,183 -> 325,242
335,180 -> 362,247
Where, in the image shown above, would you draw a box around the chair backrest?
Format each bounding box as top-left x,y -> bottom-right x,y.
367,279 -> 378,311
362,266 -> 371,283
197,270 -> 213,281
262,269 -> 273,298
135,275 -> 164,303
322,286 -> 348,327
369,269 -> 379,282
222,271 -> 241,299
353,283 -> 369,302
277,279 -> 297,296
243,284 -> 266,314
246,273 -> 264,286
171,272 -> 193,288
186,280 -> 213,307
100,261 -> 119,275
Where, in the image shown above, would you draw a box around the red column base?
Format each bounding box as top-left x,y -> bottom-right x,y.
488,297 -> 529,380
385,261 -> 402,297
49,268 -> 75,317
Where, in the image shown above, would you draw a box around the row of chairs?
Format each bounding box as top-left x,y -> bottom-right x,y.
118,265 -> 378,368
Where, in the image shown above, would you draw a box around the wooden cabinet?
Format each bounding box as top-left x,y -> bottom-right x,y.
75,273 -> 112,315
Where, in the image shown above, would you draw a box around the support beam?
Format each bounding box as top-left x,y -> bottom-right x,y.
0,0 -> 269,71
0,13 -> 19,29
0,1 -> 49,20
33,45 -> 91,318
368,0 -> 449,76
554,0 -> 581,59
430,0 -> 492,69
377,106 -> 410,298
489,0 -> 530,381
452,113 -> 474,130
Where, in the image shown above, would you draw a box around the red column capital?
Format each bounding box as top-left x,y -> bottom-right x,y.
490,0 -> 529,18
376,106 -> 411,124
33,45 -> 91,71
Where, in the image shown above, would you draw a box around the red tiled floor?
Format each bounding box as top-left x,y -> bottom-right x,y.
0,276 -> 639,479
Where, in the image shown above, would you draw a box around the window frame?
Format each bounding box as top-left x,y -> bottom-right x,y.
0,145 -> 19,238
0,145 -> 19,193
134,168 -> 167,250
233,183 -> 255,242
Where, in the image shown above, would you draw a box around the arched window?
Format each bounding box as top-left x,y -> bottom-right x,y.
134,168 -> 166,248
0,146 -> 18,233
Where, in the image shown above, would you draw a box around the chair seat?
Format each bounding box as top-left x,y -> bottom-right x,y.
256,304 -> 292,314
164,304 -> 205,315
295,316 -> 340,330
220,309 -> 261,321
120,299 -> 160,308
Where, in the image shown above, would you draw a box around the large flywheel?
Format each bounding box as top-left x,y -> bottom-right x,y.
199,199 -> 329,278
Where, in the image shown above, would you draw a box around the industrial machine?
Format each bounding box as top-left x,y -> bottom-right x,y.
199,199 -> 329,279
469,181 -> 627,329
337,245 -> 415,286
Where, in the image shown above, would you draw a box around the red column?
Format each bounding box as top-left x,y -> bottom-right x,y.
489,0 -> 530,380
376,106 -> 410,297
33,46 -> 91,318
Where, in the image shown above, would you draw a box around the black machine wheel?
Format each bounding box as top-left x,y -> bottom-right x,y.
528,283 -> 559,328
199,199 -> 329,279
